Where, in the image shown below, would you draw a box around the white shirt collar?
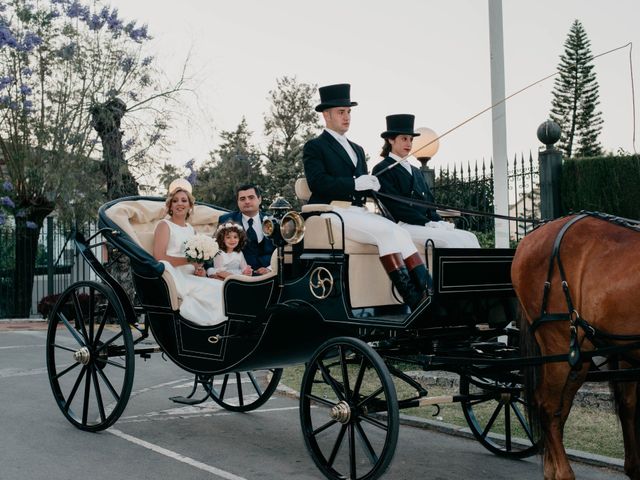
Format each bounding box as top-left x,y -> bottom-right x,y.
325,128 -> 358,166
325,128 -> 349,143
389,153 -> 412,173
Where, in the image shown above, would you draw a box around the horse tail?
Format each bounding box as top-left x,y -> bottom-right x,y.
518,303 -> 543,451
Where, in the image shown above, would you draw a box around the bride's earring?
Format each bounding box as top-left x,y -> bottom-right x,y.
169,209 -> 173,216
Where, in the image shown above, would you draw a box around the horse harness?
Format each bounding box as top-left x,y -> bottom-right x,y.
530,211 -> 640,369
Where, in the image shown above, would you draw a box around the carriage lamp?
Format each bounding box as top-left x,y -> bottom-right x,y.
413,127 -> 440,191
268,195 -> 292,219
262,211 -> 305,246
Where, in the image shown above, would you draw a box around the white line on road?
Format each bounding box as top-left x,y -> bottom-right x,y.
108,428 -> 248,480
0,344 -> 46,350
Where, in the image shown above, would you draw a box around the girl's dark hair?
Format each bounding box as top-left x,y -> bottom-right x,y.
379,137 -> 396,157
215,222 -> 247,252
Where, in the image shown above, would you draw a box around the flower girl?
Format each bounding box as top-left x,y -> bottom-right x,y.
207,222 -> 253,279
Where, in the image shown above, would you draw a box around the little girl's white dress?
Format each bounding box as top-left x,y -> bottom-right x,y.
211,251 -> 249,275
155,219 -> 226,326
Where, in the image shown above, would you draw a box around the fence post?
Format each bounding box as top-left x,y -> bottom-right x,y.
47,216 -> 54,296
537,120 -> 562,220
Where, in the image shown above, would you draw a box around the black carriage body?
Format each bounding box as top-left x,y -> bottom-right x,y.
92,196 -> 518,376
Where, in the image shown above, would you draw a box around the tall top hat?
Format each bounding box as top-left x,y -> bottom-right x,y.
315,83 -> 358,112
381,114 -> 421,139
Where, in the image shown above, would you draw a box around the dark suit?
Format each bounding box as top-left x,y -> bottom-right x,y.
372,156 -> 441,225
303,130 -> 368,205
218,211 -> 275,271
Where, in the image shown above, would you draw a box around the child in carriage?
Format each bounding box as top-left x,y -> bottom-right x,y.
207,222 -> 253,279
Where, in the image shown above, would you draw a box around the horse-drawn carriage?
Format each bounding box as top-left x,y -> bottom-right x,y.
46,188 -> 640,479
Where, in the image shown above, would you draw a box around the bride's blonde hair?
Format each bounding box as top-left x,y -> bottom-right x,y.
165,187 -> 196,220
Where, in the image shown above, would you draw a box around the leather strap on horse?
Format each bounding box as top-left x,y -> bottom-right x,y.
530,212 -> 640,368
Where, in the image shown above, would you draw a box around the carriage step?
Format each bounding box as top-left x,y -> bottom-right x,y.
169,395 -> 209,405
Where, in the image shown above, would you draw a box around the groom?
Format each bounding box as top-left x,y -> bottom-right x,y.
218,184 -> 275,275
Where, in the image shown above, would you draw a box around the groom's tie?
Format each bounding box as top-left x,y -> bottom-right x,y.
247,217 -> 258,245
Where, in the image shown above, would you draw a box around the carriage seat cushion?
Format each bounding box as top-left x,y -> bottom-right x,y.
104,199 -> 224,255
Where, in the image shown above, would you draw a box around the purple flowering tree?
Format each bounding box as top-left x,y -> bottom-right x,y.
0,0 -> 186,316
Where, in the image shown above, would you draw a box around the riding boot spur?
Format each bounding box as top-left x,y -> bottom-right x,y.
404,252 -> 434,295
379,253 -> 426,310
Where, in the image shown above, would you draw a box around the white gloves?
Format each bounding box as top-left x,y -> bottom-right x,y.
354,175 -> 381,192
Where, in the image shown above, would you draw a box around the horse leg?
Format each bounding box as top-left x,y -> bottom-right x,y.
536,363 -> 589,480
613,380 -> 640,479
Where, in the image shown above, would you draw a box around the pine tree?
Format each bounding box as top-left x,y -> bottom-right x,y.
550,20 -> 603,158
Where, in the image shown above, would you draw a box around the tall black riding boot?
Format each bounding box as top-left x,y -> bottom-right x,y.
404,252 -> 433,295
380,254 -> 426,310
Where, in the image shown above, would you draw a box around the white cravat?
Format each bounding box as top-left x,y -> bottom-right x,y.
326,128 -> 358,166
389,153 -> 412,174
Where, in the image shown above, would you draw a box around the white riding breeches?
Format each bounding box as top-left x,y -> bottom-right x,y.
326,206 -> 418,258
400,221 -> 481,249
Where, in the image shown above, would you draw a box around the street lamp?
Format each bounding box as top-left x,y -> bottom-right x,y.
412,127 -> 440,191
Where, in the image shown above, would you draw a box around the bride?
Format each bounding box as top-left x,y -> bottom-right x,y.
152,179 -> 226,326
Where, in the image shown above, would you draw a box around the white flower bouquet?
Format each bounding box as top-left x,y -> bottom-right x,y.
184,234 -> 218,263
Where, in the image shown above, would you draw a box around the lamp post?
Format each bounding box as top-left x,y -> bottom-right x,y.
412,127 -> 440,191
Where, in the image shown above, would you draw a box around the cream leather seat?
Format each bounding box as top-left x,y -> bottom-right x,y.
103,199 -> 277,311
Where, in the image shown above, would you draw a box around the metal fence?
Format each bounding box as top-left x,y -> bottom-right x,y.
0,217 -> 99,318
433,152 -> 540,244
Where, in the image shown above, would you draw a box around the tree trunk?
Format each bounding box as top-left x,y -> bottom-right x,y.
12,206 -> 53,318
90,98 -> 138,309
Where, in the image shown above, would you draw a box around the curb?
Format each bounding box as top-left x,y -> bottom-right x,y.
276,385 -> 625,473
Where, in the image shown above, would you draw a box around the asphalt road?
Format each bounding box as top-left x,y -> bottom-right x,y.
0,326 -> 626,480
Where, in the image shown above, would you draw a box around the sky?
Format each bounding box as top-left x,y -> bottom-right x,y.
107,0 -> 640,176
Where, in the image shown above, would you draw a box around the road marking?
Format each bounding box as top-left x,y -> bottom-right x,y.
108,428 -> 248,480
0,367 -> 48,378
118,405 -> 304,424
0,344 -> 46,350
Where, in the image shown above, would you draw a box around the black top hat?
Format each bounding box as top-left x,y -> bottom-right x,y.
381,114 -> 421,139
315,83 -> 358,112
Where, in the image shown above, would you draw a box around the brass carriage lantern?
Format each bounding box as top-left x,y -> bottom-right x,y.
412,127 -> 440,192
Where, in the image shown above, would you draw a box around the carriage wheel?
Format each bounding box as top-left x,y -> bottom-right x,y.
46,281 -> 134,432
300,337 -> 399,480
459,373 -> 539,458
206,368 -> 283,412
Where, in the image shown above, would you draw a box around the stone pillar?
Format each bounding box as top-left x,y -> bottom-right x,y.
537,120 -> 563,220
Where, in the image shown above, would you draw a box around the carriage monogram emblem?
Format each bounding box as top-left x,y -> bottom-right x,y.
309,267 -> 333,299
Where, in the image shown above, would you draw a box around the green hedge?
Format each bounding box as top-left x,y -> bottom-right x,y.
561,155 -> 640,219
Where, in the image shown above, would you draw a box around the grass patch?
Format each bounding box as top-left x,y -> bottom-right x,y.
282,366 -> 624,459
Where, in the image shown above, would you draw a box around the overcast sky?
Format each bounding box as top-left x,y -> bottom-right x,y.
108,0 -> 640,175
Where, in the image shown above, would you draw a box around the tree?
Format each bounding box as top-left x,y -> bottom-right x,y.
550,19 -> 603,158
193,118 -> 263,210
261,76 -> 321,207
0,0 -> 184,316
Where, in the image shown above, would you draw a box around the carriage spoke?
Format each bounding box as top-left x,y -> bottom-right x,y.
318,359 -> 346,402
93,306 -> 110,346
59,312 -> 86,347
105,359 -> 126,369
348,423 -> 357,479
91,366 -> 106,423
339,346 -> 351,399
355,419 -> 379,464
357,386 -> 384,409
54,361 -> 81,380
511,402 -> 535,443
305,393 -> 338,409
82,367 -> 91,426
88,289 -> 96,344
236,372 -> 244,407
351,357 -> 367,399
247,371 -> 263,397
219,374 -> 229,401
327,424 -> 348,467
312,419 -> 339,436
481,400 -> 504,439
64,365 -> 87,412
360,413 -> 389,431
96,366 -> 121,403
53,343 -> 78,354
72,291 -> 90,342
94,331 -> 124,354
504,400 -> 512,450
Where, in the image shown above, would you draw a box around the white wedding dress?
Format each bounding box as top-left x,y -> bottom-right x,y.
156,219 -> 226,326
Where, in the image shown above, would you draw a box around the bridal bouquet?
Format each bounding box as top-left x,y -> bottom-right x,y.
184,234 -> 219,263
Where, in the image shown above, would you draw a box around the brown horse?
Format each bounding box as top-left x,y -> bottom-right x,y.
512,212 -> 640,480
